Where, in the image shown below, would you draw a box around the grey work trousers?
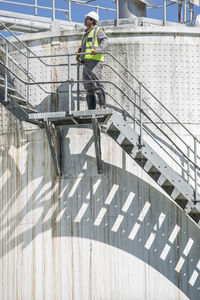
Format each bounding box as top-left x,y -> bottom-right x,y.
83,60 -> 104,96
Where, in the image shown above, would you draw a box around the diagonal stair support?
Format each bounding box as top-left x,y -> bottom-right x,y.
106,111 -> 200,222
44,119 -> 61,177
92,115 -> 103,174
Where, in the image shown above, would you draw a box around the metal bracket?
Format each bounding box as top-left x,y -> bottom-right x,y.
92,115 -> 103,174
44,119 -> 61,177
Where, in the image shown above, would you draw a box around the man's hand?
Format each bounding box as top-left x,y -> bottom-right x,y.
91,49 -> 98,55
76,48 -> 81,62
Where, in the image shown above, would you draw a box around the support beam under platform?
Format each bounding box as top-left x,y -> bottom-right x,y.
92,116 -> 103,174
44,119 -> 61,177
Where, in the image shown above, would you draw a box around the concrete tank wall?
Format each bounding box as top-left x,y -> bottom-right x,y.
0,26 -> 200,299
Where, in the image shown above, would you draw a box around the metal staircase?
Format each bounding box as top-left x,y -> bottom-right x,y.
0,22 -> 199,224
106,111 -> 200,222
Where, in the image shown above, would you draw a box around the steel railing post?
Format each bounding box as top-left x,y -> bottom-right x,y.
34,0 -> 37,16
163,0 -> 166,26
194,137 -> 198,202
134,92 -> 136,130
116,0 -> 119,27
184,0 -> 186,24
4,42 -> 8,103
68,0 -> 72,21
189,3 -> 193,26
139,83 -> 143,148
52,0 -> 55,21
77,63 -> 80,111
187,146 -> 190,184
27,49 -> 30,106
68,55 -> 72,114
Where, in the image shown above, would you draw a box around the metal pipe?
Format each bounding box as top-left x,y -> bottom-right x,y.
68,55 -> 72,114
163,0 -> 166,26
4,42 -> 8,103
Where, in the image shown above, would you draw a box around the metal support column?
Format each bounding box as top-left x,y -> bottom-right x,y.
44,119 -> 61,176
92,116 -> 103,174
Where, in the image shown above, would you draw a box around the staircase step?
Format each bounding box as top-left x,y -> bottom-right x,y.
143,160 -> 153,172
10,94 -> 27,105
157,174 -> 167,186
107,112 -> 196,220
20,105 -> 38,113
0,83 -> 15,94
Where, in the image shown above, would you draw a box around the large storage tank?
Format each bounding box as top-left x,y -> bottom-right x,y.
0,2 -> 200,299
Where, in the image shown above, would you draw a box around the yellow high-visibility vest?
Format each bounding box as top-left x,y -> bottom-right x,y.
81,27 -> 104,62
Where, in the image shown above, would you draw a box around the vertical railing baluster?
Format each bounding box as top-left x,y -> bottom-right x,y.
5,42 -> 8,103
134,92 -> 136,130
139,83 -> 143,148
68,0 -> 72,21
52,0 -> 55,21
34,0 -> 37,16
27,49 -> 30,106
163,0 -> 166,26
187,146 -> 190,184
77,63 -> 80,111
116,0 -> 119,27
194,138 -> 198,202
68,55 -> 72,114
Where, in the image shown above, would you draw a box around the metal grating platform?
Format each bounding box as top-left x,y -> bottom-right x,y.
28,109 -> 113,126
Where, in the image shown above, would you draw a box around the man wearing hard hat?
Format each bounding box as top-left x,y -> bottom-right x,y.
77,11 -> 109,109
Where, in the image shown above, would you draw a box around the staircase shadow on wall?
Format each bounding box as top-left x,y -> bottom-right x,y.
0,131 -> 199,299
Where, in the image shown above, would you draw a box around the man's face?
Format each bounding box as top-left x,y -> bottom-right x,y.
85,16 -> 94,27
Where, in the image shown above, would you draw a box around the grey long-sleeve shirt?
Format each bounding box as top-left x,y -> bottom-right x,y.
80,27 -> 109,62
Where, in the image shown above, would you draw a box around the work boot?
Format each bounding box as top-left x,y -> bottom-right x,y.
86,94 -> 96,110
97,92 -> 106,109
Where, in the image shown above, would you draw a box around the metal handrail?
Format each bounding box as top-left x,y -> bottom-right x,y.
104,63 -> 200,164
0,0 -> 116,22
0,0 -> 196,27
1,42 -> 200,159
0,32 -> 199,198
104,90 -> 199,186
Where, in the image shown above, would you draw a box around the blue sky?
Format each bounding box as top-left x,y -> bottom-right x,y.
0,0 -> 200,24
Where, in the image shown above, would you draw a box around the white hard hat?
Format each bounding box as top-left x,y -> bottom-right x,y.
85,11 -> 99,22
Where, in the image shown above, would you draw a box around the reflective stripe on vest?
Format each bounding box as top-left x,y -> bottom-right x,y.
81,27 -> 104,62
